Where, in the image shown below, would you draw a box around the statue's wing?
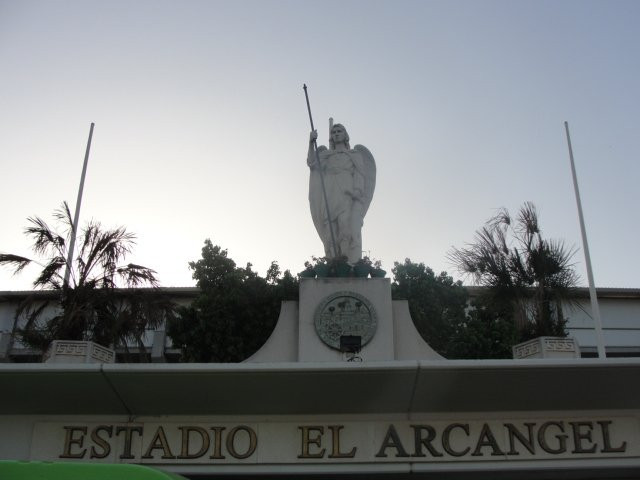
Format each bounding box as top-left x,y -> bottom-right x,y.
354,144 -> 376,216
309,146 -> 328,241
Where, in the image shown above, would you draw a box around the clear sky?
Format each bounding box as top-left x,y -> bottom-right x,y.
1,0 -> 638,291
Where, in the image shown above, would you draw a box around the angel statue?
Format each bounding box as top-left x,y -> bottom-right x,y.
307,122 -> 376,264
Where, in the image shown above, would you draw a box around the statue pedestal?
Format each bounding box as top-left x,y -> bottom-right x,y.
298,278 -> 395,362
246,278 -> 442,363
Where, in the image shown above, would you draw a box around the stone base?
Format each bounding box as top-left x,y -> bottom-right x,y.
44,340 -> 115,364
513,336 -> 580,359
245,278 -> 443,363
298,277 -> 394,362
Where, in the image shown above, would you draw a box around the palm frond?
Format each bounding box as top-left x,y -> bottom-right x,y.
79,223 -> 135,284
0,254 -> 33,274
25,216 -> 66,258
14,298 -> 54,350
516,201 -> 539,236
117,263 -> 159,288
487,207 -> 511,230
32,256 -> 66,289
53,201 -> 75,240
53,201 -> 74,226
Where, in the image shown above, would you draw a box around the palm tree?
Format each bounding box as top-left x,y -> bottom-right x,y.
0,202 -> 174,359
448,202 -> 579,340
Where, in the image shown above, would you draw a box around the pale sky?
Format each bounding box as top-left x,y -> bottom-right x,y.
1,0 -> 638,291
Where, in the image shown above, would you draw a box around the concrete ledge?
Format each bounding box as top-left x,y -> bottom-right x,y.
2,358 -> 640,415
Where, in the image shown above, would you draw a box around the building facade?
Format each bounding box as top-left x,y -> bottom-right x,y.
1,280 -> 640,479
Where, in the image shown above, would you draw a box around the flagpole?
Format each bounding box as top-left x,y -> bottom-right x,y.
564,121 -> 606,358
63,122 -> 95,288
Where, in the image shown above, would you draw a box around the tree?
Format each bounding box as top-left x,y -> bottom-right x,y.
0,202 -> 174,358
447,296 -> 518,359
391,259 -> 468,357
448,202 -> 579,341
392,259 -> 518,359
166,240 -> 298,362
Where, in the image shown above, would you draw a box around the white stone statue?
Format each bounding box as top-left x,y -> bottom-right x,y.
307,123 -> 376,264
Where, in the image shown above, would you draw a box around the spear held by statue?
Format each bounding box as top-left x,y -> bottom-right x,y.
303,84 -> 339,259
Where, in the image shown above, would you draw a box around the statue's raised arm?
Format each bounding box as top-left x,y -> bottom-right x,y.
307,123 -> 376,264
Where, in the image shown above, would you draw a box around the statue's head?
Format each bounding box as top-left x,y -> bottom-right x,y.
329,123 -> 350,150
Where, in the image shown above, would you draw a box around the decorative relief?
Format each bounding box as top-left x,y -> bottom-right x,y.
90,343 -> 115,363
314,291 -> 377,350
513,336 -> 579,359
55,342 -> 88,356
543,338 -> 577,351
47,340 -> 115,363
513,340 -> 541,359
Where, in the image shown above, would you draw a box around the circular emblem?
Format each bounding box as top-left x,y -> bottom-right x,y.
314,291 -> 377,350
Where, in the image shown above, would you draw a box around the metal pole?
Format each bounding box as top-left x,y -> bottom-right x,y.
63,122 -> 95,288
303,85 -> 339,258
564,121 -> 606,358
